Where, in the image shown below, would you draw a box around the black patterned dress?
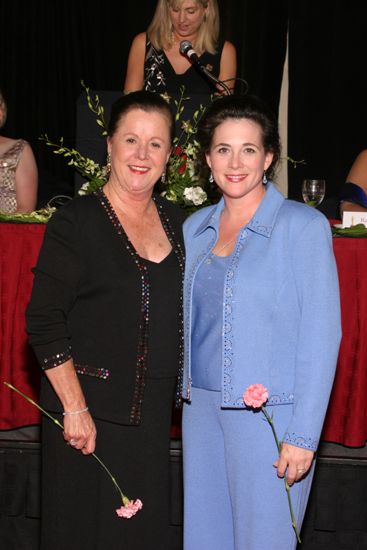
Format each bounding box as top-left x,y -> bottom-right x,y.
144,36 -> 224,123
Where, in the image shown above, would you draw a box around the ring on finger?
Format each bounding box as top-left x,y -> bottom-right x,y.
297,468 -> 306,473
70,439 -> 77,446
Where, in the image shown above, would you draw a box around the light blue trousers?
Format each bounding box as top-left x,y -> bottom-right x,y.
182,387 -> 315,550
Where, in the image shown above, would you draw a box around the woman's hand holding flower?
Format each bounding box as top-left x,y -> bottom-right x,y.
274,443 -> 314,486
4,381 -> 142,519
63,411 -> 97,455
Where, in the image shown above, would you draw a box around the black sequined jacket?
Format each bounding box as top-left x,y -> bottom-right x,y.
26,190 -> 185,425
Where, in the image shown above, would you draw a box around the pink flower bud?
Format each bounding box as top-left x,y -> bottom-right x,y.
243,384 -> 269,408
116,499 -> 143,519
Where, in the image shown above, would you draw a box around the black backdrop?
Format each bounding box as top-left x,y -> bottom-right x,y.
288,2 -> 367,202
0,1 -> 366,206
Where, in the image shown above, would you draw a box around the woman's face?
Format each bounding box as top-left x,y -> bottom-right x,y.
206,117 -> 273,203
108,108 -> 171,198
169,1 -> 207,39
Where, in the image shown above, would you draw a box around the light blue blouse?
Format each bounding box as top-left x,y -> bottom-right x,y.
191,253 -> 232,390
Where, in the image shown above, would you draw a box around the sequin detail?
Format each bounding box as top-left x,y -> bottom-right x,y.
222,236 -> 245,405
74,363 -> 110,380
267,393 -> 294,405
184,228 -> 250,404
42,346 -> 72,370
97,189 -> 184,423
0,140 -> 27,213
283,432 -> 319,451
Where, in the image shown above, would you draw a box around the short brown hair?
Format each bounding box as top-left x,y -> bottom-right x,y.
108,90 -> 175,144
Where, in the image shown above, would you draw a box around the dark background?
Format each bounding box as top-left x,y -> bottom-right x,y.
0,0 -> 366,206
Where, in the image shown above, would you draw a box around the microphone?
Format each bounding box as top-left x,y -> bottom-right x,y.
179,40 -> 202,67
179,40 -> 232,95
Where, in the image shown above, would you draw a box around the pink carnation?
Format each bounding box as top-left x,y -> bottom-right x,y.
116,499 -> 143,519
243,384 -> 269,408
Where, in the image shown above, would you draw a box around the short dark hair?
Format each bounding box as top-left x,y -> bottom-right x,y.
108,90 -> 175,144
197,94 -> 281,180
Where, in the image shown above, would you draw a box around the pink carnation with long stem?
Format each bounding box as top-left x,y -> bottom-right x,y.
4,381 -> 143,520
243,383 -> 301,544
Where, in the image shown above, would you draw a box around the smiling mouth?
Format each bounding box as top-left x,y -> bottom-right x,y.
129,165 -> 149,174
226,174 -> 246,182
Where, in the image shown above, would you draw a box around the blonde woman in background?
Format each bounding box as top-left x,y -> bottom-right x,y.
124,0 -> 236,95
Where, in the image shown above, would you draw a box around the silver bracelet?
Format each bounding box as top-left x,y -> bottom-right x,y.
62,406 -> 89,416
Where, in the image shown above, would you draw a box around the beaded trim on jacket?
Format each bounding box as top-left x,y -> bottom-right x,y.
42,346 -> 72,369
97,188 -> 185,424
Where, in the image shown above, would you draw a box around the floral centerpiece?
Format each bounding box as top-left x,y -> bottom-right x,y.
36,83 -> 303,219
159,89 -> 212,210
40,81 -> 110,196
41,82 -> 214,212
0,208 -> 55,223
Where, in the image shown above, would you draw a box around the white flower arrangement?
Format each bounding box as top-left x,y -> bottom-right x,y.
41,83 -> 214,212
183,186 -> 207,206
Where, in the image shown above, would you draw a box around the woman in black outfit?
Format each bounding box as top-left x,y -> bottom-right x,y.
26,91 -> 185,549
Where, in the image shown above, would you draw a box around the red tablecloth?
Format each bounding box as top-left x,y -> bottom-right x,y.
0,222 -> 45,429
1,222 -> 367,446
322,236 -> 367,446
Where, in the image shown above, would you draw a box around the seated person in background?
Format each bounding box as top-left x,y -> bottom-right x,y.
0,89 -> 38,214
123,0 -> 237,96
339,149 -> 367,215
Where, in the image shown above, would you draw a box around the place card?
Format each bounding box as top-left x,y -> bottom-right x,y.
342,211 -> 367,228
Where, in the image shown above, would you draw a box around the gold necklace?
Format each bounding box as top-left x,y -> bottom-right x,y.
205,237 -> 237,265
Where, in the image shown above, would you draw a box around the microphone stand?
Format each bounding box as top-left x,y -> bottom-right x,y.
199,67 -> 232,96
179,40 -> 234,96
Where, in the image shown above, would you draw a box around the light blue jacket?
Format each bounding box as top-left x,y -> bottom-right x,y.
183,183 -> 342,450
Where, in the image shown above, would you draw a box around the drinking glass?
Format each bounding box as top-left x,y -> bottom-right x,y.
302,179 -> 326,207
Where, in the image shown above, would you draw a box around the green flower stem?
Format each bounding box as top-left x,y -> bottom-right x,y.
81,80 -> 107,135
4,382 -> 64,430
261,406 -> 302,544
4,381 -> 128,505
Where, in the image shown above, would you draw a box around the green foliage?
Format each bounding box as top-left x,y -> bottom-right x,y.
40,83 -> 214,211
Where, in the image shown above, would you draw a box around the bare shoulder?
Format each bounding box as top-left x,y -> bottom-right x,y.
354,149 -> 367,166
347,149 -> 367,188
219,41 -> 237,84
220,41 -> 237,67
20,141 -> 36,160
124,32 -> 147,92
0,136 -> 16,154
130,32 -> 147,51
222,40 -> 236,56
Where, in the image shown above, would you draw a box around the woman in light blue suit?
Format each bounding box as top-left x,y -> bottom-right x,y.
182,94 -> 342,550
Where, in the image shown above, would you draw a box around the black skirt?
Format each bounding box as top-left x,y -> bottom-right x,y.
40,376 -> 177,550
